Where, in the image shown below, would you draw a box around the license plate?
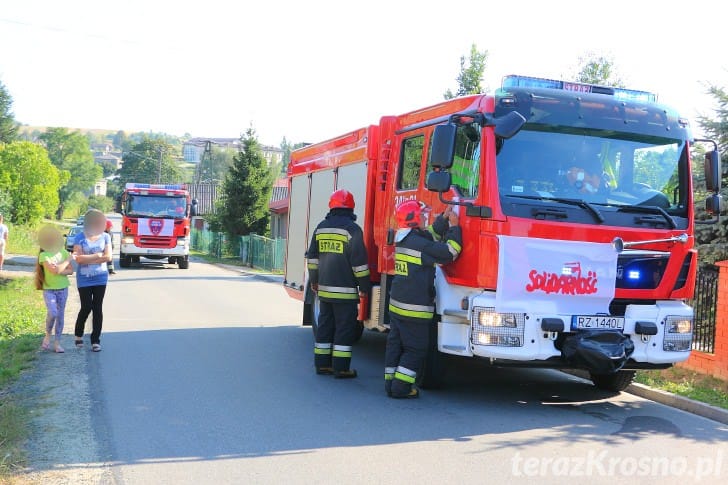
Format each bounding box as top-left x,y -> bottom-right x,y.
147,249 -> 163,254
572,315 -> 625,330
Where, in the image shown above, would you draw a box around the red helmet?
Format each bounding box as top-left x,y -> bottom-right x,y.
329,189 -> 355,209
105,219 -> 113,231
396,200 -> 423,228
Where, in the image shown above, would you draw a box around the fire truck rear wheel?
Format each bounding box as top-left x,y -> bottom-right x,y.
417,320 -> 445,389
178,257 -> 189,269
589,370 -> 636,392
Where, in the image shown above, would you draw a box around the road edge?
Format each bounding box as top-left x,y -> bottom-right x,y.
563,369 -> 728,425
190,257 -> 284,284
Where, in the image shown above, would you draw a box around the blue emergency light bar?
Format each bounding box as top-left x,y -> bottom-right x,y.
125,183 -> 186,190
502,75 -> 657,103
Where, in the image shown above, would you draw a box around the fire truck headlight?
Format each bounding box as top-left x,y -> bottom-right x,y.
666,316 -> 692,334
177,237 -> 188,247
663,316 -> 692,352
122,236 -> 134,244
472,307 -> 525,347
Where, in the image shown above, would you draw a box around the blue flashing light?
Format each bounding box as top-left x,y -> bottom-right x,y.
627,270 -> 641,280
502,75 -> 657,103
125,183 -> 186,190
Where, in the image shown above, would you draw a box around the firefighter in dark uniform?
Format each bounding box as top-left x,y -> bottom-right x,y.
385,200 -> 461,398
307,189 -> 371,378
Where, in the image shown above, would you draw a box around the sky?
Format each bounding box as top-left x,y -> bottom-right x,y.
1,0 -> 727,146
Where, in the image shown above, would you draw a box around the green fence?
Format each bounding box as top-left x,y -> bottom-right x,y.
191,229 -> 285,272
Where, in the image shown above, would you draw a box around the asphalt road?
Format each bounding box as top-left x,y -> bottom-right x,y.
82,259 -> 728,484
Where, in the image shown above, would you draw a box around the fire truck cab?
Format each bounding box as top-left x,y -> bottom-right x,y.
118,183 -> 196,269
284,75 -> 722,392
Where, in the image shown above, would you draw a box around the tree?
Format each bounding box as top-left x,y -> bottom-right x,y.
213,128 -> 275,235
693,83 -> 728,264
0,141 -> 62,224
444,44 -> 489,100
117,137 -> 183,186
39,127 -> 102,219
0,79 -> 18,143
573,52 -> 625,87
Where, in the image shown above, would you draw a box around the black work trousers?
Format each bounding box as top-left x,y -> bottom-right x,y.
315,300 -> 358,372
384,313 -> 430,396
75,285 -> 107,345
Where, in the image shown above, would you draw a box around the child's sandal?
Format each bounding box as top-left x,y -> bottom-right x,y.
75,339 -> 84,348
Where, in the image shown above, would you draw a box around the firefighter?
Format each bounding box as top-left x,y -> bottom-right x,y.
385,201 -> 461,398
306,189 -> 371,378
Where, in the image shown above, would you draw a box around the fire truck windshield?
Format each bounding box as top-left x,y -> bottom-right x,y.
496,126 -> 688,228
126,195 -> 187,219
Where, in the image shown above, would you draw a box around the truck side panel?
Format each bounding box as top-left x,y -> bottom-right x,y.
284,175 -> 310,291
336,162 -> 368,230
307,169 -> 336,248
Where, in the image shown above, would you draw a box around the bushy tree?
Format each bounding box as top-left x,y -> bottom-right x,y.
39,127 -> 102,218
444,44 -> 489,100
117,137 -> 183,186
0,141 -> 62,223
0,79 -> 18,143
573,52 -> 624,87
213,128 -> 275,235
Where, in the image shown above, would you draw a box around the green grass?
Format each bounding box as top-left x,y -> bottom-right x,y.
635,367 -> 728,410
0,397 -> 29,478
0,277 -> 44,479
0,278 -> 46,341
4,223 -> 37,256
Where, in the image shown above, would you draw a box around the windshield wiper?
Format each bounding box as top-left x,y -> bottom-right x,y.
609,204 -> 677,230
505,195 -> 605,223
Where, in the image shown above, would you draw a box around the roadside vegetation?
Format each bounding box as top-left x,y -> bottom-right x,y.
0,276 -> 45,478
635,368 -> 728,410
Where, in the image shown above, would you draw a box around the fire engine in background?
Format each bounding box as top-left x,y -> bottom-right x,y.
118,183 -> 198,269
283,75 -> 723,392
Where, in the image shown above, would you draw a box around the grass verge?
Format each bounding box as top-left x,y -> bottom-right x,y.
635,367 -> 728,410
0,276 -> 45,479
4,223 -> 37,257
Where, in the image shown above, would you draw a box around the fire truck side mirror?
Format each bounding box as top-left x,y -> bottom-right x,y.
426,171 -> 452,193
704,150 -> 722,192
493,111 -> 527,140
430,124 -> 457,169
190,199 -> 199,217
705,193 -> 723,216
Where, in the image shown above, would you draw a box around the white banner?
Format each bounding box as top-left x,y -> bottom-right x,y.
495,236 -> 618,315
138,218 -> 174,237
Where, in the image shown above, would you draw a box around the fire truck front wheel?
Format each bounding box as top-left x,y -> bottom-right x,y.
589,370 -> 636,392
119,253 -> 131,268
178,257 -> 189,269
417,320 -> 445,389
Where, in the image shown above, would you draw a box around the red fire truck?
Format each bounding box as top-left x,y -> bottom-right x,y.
283,75 -> 722,391
118,183 -> 197,269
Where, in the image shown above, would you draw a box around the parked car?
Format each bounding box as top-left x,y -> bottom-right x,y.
65,226 -> 82,252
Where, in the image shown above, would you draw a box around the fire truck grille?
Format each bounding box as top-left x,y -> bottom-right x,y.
139,236 -> 174,248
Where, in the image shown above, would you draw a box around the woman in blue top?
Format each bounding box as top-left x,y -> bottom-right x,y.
72,209 -> 112,352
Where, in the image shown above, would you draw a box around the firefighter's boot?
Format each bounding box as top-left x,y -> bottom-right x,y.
314,342 -> 332,374
332,344 -> 353,376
